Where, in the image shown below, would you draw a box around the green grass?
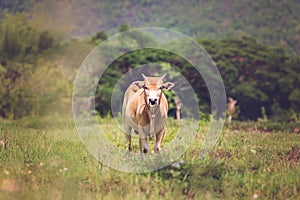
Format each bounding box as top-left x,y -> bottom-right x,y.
0,117 -> 299,199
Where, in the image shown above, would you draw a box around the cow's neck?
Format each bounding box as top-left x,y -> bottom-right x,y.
142,90 -> 160,136
148,105 -> 159,136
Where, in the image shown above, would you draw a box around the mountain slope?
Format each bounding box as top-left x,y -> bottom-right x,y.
1,0 -> 300,54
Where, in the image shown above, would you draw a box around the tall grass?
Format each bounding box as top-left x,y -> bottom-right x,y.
0,117 -> 299,199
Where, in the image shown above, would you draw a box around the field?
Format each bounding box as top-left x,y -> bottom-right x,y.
0,117 -> 299,200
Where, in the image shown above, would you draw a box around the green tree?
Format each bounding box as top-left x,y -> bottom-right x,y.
200,37 -> 300,121
0,13 -> 67,119
38,31 -> 54,51
1,27 -> 21,59
118,24 -> 129,32
91,30 -> 108,45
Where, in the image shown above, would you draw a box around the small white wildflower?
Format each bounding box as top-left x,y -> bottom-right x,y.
171,162 -> 180,168
253,193 -> 258,199
0,139 -> 5,147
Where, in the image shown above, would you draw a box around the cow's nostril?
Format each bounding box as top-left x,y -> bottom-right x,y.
149,99 -> 157,105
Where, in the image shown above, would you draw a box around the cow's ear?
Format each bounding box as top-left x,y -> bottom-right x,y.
162,82 -> 174,90
133,81 -> 144,89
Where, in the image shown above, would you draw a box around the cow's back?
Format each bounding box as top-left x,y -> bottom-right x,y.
122,81 -> 144,122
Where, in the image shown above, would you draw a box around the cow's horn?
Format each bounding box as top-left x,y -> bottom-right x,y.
141,73 -> 147,80
160,74 -> 166,80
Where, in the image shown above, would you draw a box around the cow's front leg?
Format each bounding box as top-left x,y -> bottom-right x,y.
155,128 -> 165,153
139,129 -> 149,154
152,134 -> 159,153
138,126 -> 149,154
140,137 -> 149,154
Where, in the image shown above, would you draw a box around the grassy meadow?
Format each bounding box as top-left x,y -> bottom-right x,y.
0,117 -> 299,199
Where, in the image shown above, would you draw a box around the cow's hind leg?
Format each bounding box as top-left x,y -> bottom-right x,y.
124,124 -> 132,151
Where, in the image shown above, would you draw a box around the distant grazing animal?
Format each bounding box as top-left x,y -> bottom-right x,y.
122,74 -> 174,154
227,97 -> 237,123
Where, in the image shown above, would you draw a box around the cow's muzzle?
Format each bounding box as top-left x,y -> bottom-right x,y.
149,98 -> 158,106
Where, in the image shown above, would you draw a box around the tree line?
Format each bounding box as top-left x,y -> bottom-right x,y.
94,32 -> 300,121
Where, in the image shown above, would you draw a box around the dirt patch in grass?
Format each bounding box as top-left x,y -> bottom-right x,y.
209,149 -> 232,160
0,179 -> 20,193
286,147 -> 300,168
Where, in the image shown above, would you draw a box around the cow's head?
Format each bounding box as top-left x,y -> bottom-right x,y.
135,74 -> 174,107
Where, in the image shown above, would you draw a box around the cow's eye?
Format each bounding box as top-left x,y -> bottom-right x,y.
143,86 -> 149,90
159,86 -> 163,90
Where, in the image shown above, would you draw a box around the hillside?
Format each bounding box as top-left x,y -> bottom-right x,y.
1,0 -> 300,55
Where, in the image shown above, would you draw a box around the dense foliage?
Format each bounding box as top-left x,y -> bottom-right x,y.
200,37 -> 300,120
94,34 -> 300,121
0,13 -> 71,119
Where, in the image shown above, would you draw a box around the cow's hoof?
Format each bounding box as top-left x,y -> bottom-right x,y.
143,148 -> 148,154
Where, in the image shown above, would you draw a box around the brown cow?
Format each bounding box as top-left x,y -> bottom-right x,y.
122,74 -> 174,154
